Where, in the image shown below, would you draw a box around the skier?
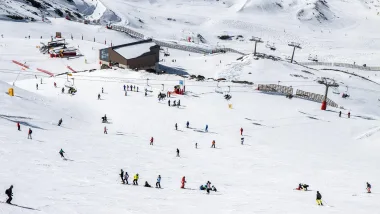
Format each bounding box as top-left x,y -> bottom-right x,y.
59,148 -> 65,158
102,87 -> 104,93
339,111 -> 342,117
5,185 -> 13,204
348,112 -> 351,118
186,121 -> 189,128
123,85 -> 126,91
181,176 -> 186,188
206,181 -> 212,194
120,169 -> 125,184
133,173 -> 139,185
36,83 -> 38,90
150,137 -> 154,145
144,181 -> 151,187
17,122 -> 20,131
27,128 -> 32,139
102,114 -> 108,123
175,123 -> 178,130
205,124 -> 208,132
316,191 -> 323,206
367,182 -> 372,193
156,175 -> 161,188
195,143 -> 198,149
124,172 -> 129,184
137,87 -> 139,92
145,91 -> 147,96
133,86 -> 136,91
62,87 -> 64,93
125,91 -> 127,96
54,82 -> 57,88
211,140 -> 216,148
58,118 -> 63,126
241,137 -> 244,145
168,100 -> 171,106
176,148 -> 180,157
240,127 -> 243,136
178,100 -> 181,107
98,94 -> 101,100
173,100 -> 176,106
104,126 -> 108,134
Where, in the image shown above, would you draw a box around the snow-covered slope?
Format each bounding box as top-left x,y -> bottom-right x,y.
0,0 -> 380,213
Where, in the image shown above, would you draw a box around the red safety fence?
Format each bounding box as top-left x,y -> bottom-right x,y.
67,66 -> 77,73
37,68 -> 54,77
12,60 -> 29,69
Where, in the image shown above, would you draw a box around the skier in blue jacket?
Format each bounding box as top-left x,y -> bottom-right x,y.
156,175 -> 161,188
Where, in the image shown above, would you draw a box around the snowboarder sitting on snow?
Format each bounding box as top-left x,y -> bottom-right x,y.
316,191 -> 323,206
367,182 -> 372,193
59,149 -> 65,158
212,185 -> 217,192
200,185 -> 206,190
144,181 -> 151,188
296,183 -> 309,191
5,185 -> 13,204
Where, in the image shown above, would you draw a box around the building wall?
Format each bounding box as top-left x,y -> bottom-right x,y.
108,49 -> 128,66
127,53 -> 158,70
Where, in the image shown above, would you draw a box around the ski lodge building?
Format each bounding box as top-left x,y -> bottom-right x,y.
99,39 -> 160,71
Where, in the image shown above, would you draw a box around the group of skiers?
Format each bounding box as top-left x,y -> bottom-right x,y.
168,99 -> 181,107
123,85 -> 139,92
294,182 -> 372,206
338,111 -> 351,118
119,169 -> 162,189
199,181 -> 217,194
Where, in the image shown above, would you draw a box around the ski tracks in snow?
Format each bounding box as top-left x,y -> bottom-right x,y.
356,126 -> 380,140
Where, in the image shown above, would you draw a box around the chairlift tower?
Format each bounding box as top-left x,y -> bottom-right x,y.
251,36 -> 263,56
317,77 -> 339,110
288,42 -> 302,63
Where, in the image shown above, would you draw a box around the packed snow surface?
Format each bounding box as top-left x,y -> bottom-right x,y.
0,0 -> 380,214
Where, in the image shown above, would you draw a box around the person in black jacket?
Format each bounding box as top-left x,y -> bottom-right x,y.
120,169 -> 125,184
5,185 -> 13,204
316,191 -> 323,206
144,181 -> 151,187
367,182 -> 372,193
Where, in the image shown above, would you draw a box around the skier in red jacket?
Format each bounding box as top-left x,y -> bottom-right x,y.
181,176 -> 186,188
150,137 -> 154,145
240,127 -> 243,136
17,122 -> 20,131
